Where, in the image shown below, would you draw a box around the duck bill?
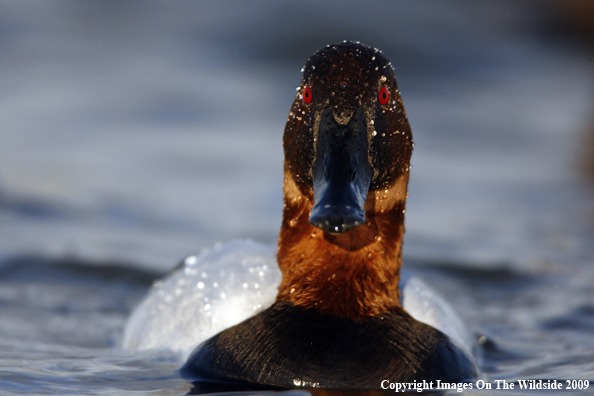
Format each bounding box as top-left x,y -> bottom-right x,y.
309,106 -> 372,234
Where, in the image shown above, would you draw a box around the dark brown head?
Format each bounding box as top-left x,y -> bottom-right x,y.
283,42 -> 413,234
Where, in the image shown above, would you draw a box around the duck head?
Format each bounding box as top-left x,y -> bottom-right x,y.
277,42 -> 413,320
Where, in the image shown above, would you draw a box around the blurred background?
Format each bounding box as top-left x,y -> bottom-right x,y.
0,1 -> 593,269
0,1 -> 593,394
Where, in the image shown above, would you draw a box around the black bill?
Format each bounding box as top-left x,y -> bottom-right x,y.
309,105 -> 372,234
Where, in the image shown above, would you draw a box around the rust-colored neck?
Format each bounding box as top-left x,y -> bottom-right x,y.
276,169 -> 409,321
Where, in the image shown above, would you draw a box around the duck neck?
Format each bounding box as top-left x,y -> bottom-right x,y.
276,170 -> 410,321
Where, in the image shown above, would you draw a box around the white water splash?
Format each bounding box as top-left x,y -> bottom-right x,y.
123,240 -> 474,362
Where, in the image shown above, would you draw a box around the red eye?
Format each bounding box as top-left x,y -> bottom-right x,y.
303,86 -> 312,104
379,86 -> 389,105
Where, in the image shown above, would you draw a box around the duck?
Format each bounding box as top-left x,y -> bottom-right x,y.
175,42 -> 478,391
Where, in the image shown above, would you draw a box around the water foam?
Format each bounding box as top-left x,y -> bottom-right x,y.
123,240 -> 474,361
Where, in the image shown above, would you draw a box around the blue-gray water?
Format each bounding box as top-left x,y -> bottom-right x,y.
1,1 -> 594,395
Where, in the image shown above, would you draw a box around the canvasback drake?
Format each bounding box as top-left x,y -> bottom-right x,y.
178,42 -> 478,390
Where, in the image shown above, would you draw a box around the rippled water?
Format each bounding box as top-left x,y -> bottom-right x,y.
1,1 -> 594,395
